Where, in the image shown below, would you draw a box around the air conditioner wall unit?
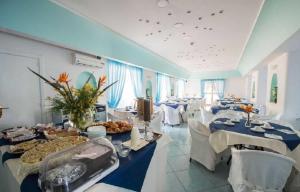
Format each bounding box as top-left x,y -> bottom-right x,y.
73,53 -> 105,68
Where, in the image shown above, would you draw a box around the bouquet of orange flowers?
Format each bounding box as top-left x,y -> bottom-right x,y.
240,104 -> 253,113
240,104 -> 254,127
29,68 -> 117,130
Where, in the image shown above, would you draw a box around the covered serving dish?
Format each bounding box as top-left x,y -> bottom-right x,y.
38,137 -> 119,192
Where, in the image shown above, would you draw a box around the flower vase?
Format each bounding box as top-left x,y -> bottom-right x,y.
70,109 -> 94,131
245,112 -> 251,127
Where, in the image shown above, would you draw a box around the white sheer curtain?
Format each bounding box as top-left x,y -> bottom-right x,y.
118,69 -> 138,108
177,79 -> 185,98
156,73 -> 171,103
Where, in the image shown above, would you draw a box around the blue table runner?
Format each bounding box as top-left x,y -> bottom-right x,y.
209,118 -> 300,151
20,132 -> 157,192
211,106 -> 259,115
155,102 -> 188,111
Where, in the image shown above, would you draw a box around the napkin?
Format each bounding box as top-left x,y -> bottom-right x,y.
264,133 -> 283,140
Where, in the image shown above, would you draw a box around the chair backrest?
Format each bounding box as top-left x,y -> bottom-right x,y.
149,111 -> 163,132
200,108 -> 214,125
230,148 -> 295,191
188,118 -> 210,137
163,105 -> 180,125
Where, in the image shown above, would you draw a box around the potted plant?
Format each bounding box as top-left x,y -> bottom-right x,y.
29,68 -> 117,130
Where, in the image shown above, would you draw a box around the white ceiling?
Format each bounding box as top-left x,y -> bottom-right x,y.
53,0 -> 263,73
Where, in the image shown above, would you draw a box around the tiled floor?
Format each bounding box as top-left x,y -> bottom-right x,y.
161,123 -> 233,192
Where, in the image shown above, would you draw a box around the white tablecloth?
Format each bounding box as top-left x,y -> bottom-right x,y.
209,129 -> 300,171
0,135 -> 171,192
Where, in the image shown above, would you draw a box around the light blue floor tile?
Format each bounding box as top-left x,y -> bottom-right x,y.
175,164 -> 216,192
168,155 -> 191,172
162,173 -> 186,192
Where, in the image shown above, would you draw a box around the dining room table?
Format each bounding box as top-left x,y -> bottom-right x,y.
0,131 -> 171,192
209,117 -> 300,171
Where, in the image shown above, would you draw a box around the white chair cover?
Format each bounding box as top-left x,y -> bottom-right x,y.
200,108 -> 214,126
163,105 -> 181,126
228,148 -> 295,192
188,119 -> 221,171
149,111 -> 163,133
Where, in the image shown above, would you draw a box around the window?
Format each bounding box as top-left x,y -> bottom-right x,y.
201,79 -> 224,105
156,73 -> 171,103
177,79 -> 185,98
118,69 -> 137,108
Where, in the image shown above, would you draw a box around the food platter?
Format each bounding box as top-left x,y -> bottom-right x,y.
91,121 -> 133,134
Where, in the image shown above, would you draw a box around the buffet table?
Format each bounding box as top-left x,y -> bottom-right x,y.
209,118 -> 300,170
0,134 -> 171,192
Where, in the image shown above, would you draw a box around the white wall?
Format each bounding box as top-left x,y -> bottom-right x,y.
224,77 -> 247,98
185,79 -> 200,97
283,49 -> 300,120
0,32 -> 105,126
0,32 -> 164,127
265,53 -> 288,116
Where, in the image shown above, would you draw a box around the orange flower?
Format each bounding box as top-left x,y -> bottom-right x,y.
99,75 -> 106,86
58,72 -> 69,83
244,105 -> 253,113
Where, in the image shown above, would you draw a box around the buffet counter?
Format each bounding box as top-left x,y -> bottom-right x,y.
0,134 -> 171,192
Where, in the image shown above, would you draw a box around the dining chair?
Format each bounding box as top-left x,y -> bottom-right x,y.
200,108 -> 214,126
188,119 -> 222,171
149,111 -> 163,132
228,148 -> 295,192
163,105 -> 181,126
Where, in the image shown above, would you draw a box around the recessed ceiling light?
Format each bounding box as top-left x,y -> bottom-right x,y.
158,30 -> 162,33
182,32 -> 186,35
150,32 -> 153,35
203,27 -> 207,30
190,42 -> 194,46
174,22 -> 184,28
145,19 -> 150,23
168,12 -> 172,16
187,10 -> 191,14
195,26 -> 199,29
169,33 -> 172,36
138,18 -> 143,22
156,21 -> 160,24
219,10 -> 224,14
157,0 -> 169,8
209,28 -> 213,30
198,17 -> 202,20
211,13 -> 215,16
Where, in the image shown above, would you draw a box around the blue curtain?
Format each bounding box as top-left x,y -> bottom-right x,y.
155,73 -> 162,103
107,60 -> 127,108
128,65 -> 143,98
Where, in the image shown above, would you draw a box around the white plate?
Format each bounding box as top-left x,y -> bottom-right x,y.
250,126 -> 266,133
251,120 -> 264,125
261,125 -> 274,130
264,133 -> 283,140
214,120 -> 223,124
231,119 -> 240,123
224,122 -> 235,126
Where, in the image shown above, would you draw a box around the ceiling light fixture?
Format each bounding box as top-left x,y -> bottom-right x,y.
174,22 -> 184,28
157,0 -> 169,8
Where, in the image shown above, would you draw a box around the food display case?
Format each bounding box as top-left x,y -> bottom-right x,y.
38,137 -> 119,192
